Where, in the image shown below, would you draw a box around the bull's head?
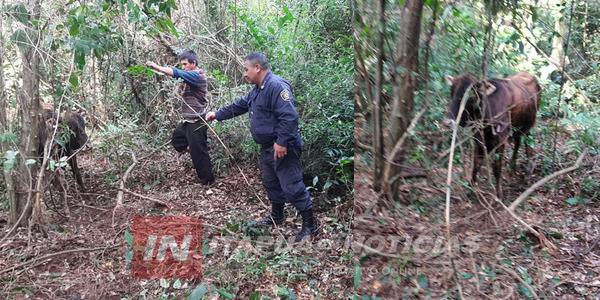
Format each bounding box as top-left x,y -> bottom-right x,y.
444,74 -> 496,127
64,114 -> 89,153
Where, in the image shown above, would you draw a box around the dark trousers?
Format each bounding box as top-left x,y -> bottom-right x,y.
171,121 -> 215,184
259,146 -> 312,212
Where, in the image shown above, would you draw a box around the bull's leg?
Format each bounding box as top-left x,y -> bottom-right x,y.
524,133 -> 534,182
68,155 -> 85,192
511,131 -> 522,169
53,170 -> 71,217
472,144 -> 485,184
493,144 -> 505,201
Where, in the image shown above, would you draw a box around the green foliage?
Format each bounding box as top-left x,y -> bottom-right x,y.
188,284 -> 208,300
2,150 -> 18,172
276,285 -> 296,299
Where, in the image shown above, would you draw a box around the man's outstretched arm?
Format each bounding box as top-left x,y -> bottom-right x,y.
145,61 -> 174,76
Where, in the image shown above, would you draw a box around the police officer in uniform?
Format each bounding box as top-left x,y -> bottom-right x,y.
206,52 -> 318,243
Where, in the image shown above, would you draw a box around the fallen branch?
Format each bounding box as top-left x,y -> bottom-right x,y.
508,149 -> 586,212
118,188 -> 177,210
0,245 -> 121,275
583,236 -> 600,255
497,199 -> 557,255
354,241 -> 449,266
355,140 -> 373,152
545,279 -> 600,295
116,152 -> 138,207
490,262 -> 540,300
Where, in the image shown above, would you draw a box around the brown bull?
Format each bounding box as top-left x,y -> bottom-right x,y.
444,72 -> 541,200
39,103 -> 89,191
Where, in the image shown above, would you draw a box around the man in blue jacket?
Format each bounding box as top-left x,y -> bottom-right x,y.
206,52 -> 318,243
146,50 -> 215,185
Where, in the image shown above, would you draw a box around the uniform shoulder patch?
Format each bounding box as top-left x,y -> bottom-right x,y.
280,89 -> 291,102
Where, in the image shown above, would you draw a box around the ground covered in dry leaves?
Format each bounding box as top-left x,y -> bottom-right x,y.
354,116 -> 599,299
0,145 -> 353,299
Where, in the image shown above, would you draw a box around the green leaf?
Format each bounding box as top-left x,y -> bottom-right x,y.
276,285 -> 296,299
125,250 -> 133,261
10,3 -> 29,24
70,23 -> 80,36
54,137 -> 66,148
458,180 -> 473,191
25,159 -> 36,166
156,18 -> 165,32
188,284 -> 208,300
48,160 -> 56,171
565,198 -> 579,205
268,27 -> 275,34
10,29 -> 28,52
159,279 -> 169,288
312,176 -> 318,186
162,17 -> 179,37
518,284 -> 533,298
525,137 -> 535,148
461,272 -> 473,279
124,230 -> 133,246
216,288 -> 234,299
74,50 -> 85,70
250,291 -> 260,300
549,232 -> 563,239
3,150 -> 19,172
354,265 -> 361,288
425,0 -> 437,8
23,287 -> 35,295
417,273 -> 429,289
173,279 -> 182,289
323,181 -> 333,190
69,74 -> 79,87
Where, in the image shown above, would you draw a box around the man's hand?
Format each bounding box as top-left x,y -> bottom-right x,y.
145,61 -> 158,69
274,143 -> 287,161
145,61 -> 174,76
205,112 -> 216,122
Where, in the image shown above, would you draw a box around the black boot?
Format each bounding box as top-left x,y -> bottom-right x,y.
257,203 -> 284,226
294,209 -> 319,243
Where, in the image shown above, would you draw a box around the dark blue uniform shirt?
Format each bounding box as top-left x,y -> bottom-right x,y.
215,71 -> 303,148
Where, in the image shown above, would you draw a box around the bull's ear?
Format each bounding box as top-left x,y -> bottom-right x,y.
483,82 -> 496,95
445,75 -> 454,86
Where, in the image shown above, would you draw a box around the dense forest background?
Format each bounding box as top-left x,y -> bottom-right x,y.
355,0 -> 599,298
0,0 -> 354,298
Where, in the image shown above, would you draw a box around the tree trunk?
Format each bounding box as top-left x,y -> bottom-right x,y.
0,0 -> 6,129
384,0 -> 425,202
0,0 -> 15,225
550,8 -> 570,69
9,0 -> 41,227
371,0 -> 385,191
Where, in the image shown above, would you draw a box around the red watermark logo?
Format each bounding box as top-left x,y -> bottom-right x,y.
132,216 -> 203,279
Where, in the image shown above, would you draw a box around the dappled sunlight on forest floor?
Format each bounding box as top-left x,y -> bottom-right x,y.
354,115 -> 600,298
0,148 -> 353,299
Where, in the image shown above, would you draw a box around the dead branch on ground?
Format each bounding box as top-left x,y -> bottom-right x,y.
0,245 -> 121,275
508,149 -> 587,212
490,261 -> 540,300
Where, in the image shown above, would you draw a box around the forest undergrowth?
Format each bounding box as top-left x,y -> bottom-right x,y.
0,140 -> 354,299
354,115 -> 600,299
